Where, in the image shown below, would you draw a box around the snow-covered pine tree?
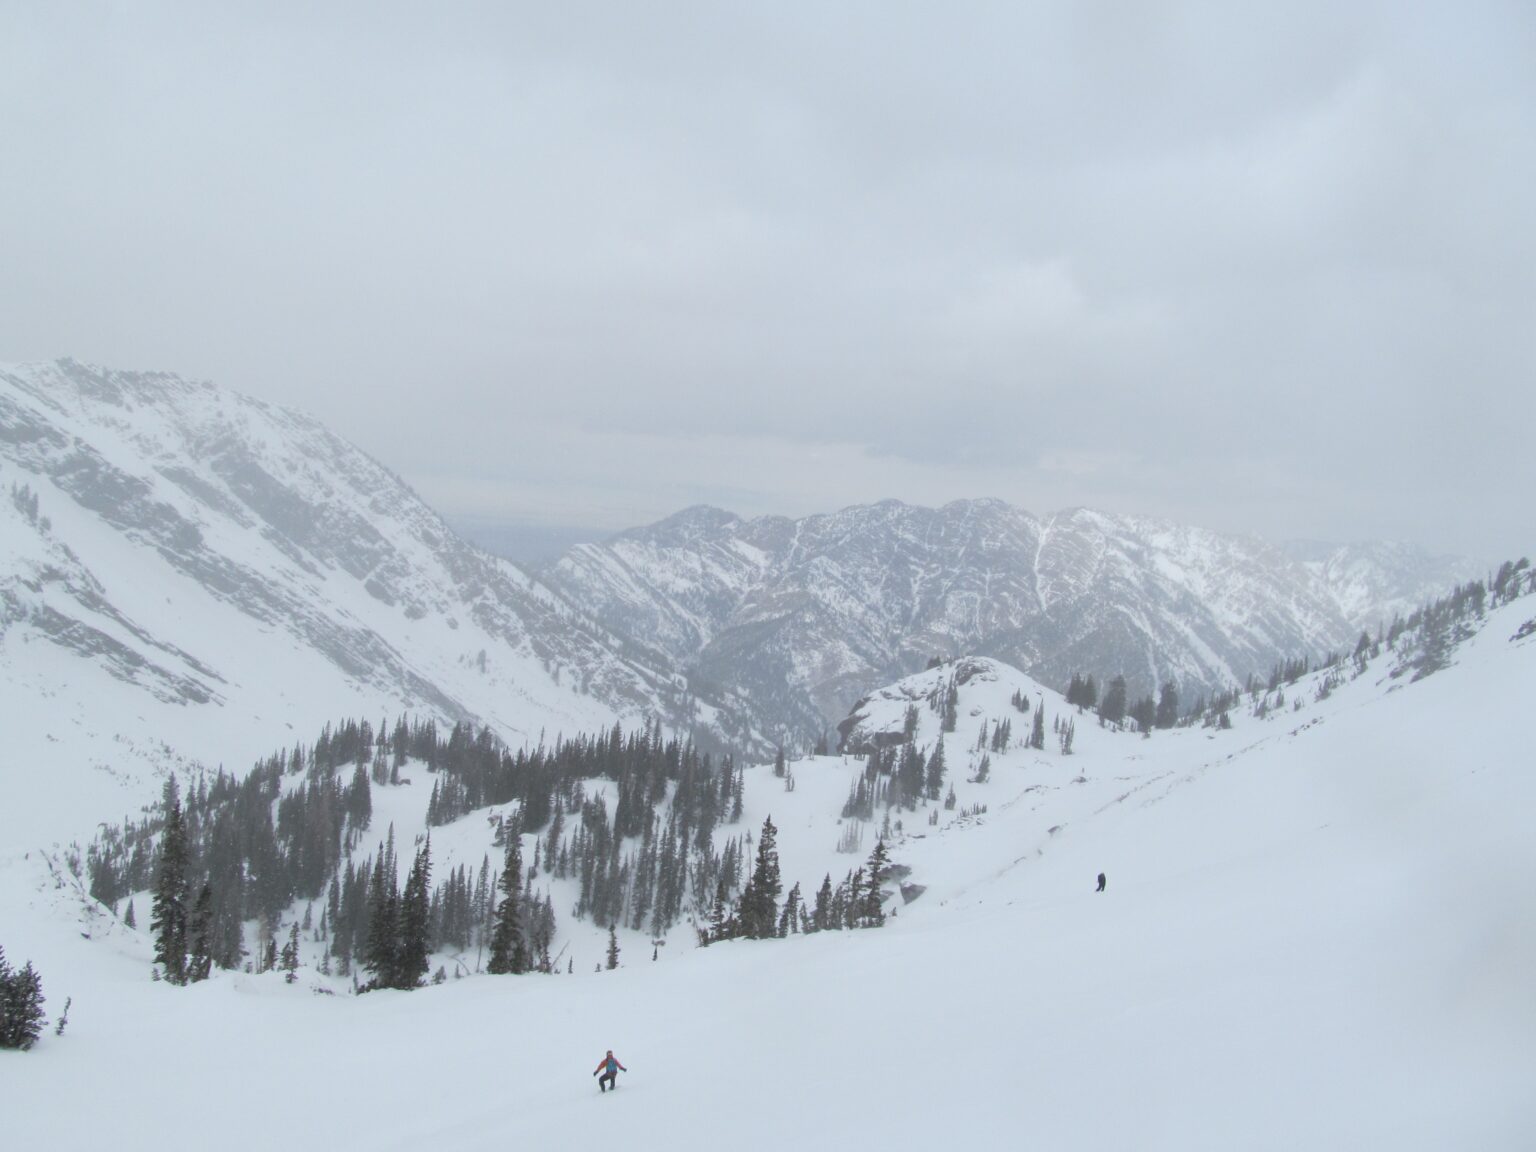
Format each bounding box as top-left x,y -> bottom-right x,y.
606,923 -> 620,970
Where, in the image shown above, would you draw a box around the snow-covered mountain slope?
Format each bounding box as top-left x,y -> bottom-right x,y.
541,499 -> 1465,743
1284,537 -> 1486,632
1,358 -> 1483,847
0,360 -> 697,845
4,558 -> 1532,1149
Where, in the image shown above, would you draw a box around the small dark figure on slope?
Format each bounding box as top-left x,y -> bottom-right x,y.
1096,872 -> 1107,892
594,1049 -> 627,1092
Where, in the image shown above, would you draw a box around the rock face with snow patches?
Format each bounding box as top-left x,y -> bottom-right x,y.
0,360 -> 706,839
1282,538 -> 1484,633
540,500 -> 1475,742
0,357 -> 1478,830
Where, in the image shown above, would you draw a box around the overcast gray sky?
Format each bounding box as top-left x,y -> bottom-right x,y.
3,2 -> 1532,560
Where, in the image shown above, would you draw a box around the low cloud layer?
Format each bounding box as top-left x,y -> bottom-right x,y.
3,2 -> 1532,558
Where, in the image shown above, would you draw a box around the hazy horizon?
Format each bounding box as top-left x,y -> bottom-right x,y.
450,496 -> 1503,570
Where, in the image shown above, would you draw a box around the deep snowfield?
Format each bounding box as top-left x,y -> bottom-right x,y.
3,601 -> 1534,1150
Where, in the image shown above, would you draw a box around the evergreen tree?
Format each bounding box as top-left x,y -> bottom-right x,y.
811,874 -> 833,933
1029,705 -> 1046,751
396,838 -> 433,989
605,923 -> 620,970
1099,676 -> 1128,725
1155,681 -> 1180,729
350,761 -> 373,829
123,898 -> 136,930
281,924 -> 300,984
736,816 -> 782,939
1066,672 -> 1088,708
186,883 -> 214,983
896,743 -> 924,809
729,766 -> 744,824
843,868 -> 864,929
486,833 -> 527,975
777,882 -> 802,937
707,875 -> 732,944
861,841 -> 890,927
0,949 -> 47,1050
363,851 -> 399,990
1130,695 -> 1156,733
150,776 -> 189,985
1414,611 -> 1453,680
924,737 -> 946,801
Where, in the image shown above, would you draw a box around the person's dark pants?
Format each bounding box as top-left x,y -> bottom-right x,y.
600,1072 -> 617,1091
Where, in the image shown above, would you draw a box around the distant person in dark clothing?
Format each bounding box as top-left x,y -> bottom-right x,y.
1096,872 -> 1107,892
594,1050 -> 626,1092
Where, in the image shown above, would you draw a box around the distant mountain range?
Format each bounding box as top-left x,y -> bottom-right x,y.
537,500 -> 1480,742
0,359 -> 1480,836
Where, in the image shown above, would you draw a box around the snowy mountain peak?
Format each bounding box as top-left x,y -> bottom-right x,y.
0,359 -> 699,844
614,503 -> 743,545
543,497 -> 1475,745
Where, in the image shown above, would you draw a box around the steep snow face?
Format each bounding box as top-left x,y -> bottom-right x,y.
543,499 -> 1406,742
0,360 -> 693,844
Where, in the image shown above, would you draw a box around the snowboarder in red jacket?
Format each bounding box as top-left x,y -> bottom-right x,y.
594,1050 -> 626,1092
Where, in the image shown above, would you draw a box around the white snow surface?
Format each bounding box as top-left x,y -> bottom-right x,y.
3,597 -> 1534,1149
0,360 -> 695,847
